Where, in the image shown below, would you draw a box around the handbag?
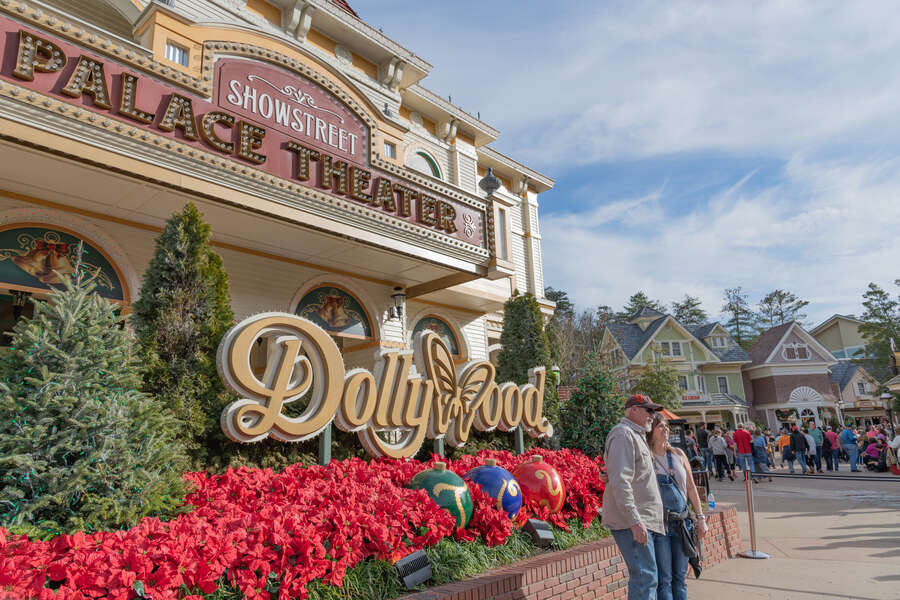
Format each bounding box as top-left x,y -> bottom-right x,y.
655,451 -> 702,578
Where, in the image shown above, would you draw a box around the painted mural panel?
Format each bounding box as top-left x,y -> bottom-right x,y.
413,316 -> 459,355
0,226 -> 124,300
295,286 -> 371,338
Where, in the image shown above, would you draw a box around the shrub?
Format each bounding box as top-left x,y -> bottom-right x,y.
560,356 -> 625,455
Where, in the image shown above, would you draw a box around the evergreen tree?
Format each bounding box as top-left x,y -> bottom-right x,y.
631,349 -> 682,410
0,256 -> 186,539
496,291 -> 558,447
559,357 -> 625,455
132,203 -> 234,465
544,286 -> 574,320
619,291 -> 666,319
671,294 -> 709,327
858,280 -> 900,381
721,287 -> 758,349
757,289 -> 809,329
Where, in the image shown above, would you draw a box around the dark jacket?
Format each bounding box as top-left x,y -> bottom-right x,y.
697,428 -> 709,449
790,430 -> 808,453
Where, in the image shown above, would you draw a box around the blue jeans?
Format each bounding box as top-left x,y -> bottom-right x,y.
843,444 -> 860,471
612,528 -> 660,600
825,448 -> 839,471
701,447 -> 714,473
736,452 -> 753,471
788,453 -> 807,473
813,446 -> 822,471
654,527 -> 688,600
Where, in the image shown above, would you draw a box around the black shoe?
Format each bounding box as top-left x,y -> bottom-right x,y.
728,475 -> 734,481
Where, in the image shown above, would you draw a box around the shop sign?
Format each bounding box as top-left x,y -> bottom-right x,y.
217,312 -> 553,459
682,394 -> 700,401
0,22 -> 484,247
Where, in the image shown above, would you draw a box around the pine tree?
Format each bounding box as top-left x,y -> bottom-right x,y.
0,256 -> 187,539
496,292 -> 558,449
671,294 -> 709,327
132,203 -> 234,465
721,287 -> 758,349
559,357 -> 624,455
757,289 -> 809,329
858,280 -> 900,381
622,291 -> 666,318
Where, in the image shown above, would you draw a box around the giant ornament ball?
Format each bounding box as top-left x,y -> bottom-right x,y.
408,462 -> 473,528
511,455 -> 566,513
464,458 -> 523,519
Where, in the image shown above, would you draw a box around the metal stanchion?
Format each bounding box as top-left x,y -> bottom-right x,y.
739,469 -> 770,559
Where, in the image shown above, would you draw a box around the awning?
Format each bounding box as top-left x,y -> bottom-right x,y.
661,408 -> 681,420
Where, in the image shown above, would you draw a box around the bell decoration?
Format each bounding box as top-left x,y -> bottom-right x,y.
317,294 -> 354,328
464,458 -> 522,520
12,240 -> 74,285
408,462 -> 473,528
511,455 -> 566,514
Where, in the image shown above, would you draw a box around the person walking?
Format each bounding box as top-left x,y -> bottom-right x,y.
733,423 -> 753,474
840,424 -> 860,473
697,423 -> 713,475
777,429 -> 792,469
824,425 -> 840,471
808,420 -> 824,473
648,412 -> 708,600
684,428 -> 699,460
604,394 -> 666,599
708,428 -> 733,481
789,426 -> 809,474
751,428 -> 773,482
802,428 -> 817,473
724,427 -> 736,472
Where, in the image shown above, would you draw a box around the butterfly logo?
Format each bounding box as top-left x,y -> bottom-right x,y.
416,331 -> 496,447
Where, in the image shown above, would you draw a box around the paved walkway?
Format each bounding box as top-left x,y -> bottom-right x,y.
687,469 -> 900,600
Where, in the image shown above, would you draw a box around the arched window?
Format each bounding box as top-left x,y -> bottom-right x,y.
0,225 -> 126,344
406,151 -> 442,179
295,285 -> 372,340
412,315 -> 460,356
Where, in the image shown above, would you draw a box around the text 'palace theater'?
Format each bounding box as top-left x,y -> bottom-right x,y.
0,0 -> 554,372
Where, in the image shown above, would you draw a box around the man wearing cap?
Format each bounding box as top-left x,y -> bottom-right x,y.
604,394 -> 665,599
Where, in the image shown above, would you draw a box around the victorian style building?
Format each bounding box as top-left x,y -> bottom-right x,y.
0,0 -> 553,379
600,308 -> 753,427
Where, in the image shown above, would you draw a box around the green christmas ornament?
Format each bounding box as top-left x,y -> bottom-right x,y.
409,462 -> 473,528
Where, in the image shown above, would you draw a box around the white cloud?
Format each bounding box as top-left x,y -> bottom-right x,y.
542,154 -> 900,323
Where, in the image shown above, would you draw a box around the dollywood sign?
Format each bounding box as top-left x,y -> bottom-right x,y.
217,313 -> 552,459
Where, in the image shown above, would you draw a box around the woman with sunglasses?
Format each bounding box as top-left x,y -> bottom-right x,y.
647,412 -> 708,600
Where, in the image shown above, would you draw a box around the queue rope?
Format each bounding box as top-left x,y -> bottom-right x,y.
730,468 -> 900,560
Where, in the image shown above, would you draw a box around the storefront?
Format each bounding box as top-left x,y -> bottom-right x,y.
0,0 -> 553,378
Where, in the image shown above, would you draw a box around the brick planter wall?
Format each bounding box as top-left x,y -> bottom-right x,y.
400,504 -> 741,600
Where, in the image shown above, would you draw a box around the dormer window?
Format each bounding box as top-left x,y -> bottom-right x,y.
782,343 -> 809,361
661,341 -> 682,357
710,336 -> 727,348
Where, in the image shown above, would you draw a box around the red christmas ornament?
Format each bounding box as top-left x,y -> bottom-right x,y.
512,455 -> 566,513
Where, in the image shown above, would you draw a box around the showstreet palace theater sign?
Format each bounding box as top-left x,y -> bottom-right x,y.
217,313 -> 552,459
0,24 -> 486,247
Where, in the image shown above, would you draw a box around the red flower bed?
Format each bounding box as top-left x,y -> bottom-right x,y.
0,449 -> 605,600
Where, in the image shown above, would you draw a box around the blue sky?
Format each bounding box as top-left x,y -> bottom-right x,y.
352,0 -> 900,325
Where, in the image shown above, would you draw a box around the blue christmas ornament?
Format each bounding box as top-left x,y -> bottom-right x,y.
464,458 -> 522,519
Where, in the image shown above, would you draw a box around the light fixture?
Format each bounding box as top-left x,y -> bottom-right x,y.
522,518 -> 554,548
394,549 -> 432,589
478,167 -> 501,197
383,102 -> 392,117
390,286 -> 406,320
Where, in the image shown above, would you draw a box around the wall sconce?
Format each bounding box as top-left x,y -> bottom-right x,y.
390,286 -> 406,319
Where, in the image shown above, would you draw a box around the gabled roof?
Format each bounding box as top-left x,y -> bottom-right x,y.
828,360 -> 858,390
607,318 -> 667,360
748,321 -> 839,366
690,323 -> 718,339
330,0 -> 359,18
810,314 -> 864,336
690,323 -> 752,363
748,322 -> 794,364
630,306 -> 666,321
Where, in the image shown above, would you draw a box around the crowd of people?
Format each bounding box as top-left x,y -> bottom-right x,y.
684,420 -> 900,481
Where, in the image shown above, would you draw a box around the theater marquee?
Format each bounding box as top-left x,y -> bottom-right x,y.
217,312 -> 553,459
0,20 -> 486,248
